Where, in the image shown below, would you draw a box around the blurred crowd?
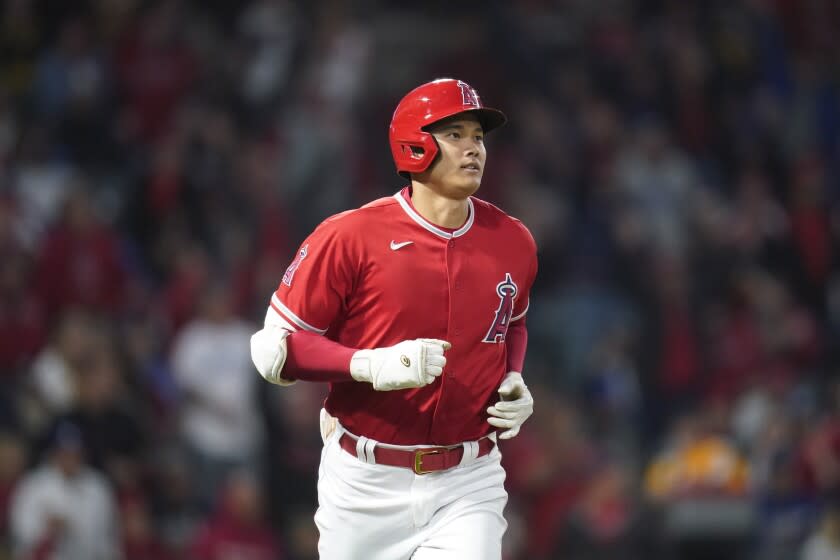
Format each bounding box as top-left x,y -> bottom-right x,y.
0,0 -> 838,559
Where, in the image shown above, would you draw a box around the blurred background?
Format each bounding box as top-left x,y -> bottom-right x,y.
0,0 -> 838,558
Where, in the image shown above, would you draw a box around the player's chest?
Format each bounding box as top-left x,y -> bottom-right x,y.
353,235 -> 525,324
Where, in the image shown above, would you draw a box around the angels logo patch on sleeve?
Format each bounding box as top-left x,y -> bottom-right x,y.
282,244 -> 308,287
483,273 -> 518,343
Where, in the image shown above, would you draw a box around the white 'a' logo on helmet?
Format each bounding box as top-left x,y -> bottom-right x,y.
457,81 -> 480,108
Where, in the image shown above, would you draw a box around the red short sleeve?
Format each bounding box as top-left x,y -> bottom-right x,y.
270,218 -> 357,334
512,229 -> 538,322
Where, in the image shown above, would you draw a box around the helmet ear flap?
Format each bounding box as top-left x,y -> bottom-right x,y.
390,129 -> 439,176
402,144 -> 425,160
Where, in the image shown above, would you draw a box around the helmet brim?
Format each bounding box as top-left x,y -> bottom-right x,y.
421,107 -> 508,135
471,107 -> 507,134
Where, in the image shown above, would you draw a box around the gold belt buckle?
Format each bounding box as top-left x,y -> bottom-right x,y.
413,448 -> 444,475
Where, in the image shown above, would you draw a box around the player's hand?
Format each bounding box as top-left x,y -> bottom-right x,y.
250,324 -> 293,385
350,338 -> 451,391
487,371 -> 533,439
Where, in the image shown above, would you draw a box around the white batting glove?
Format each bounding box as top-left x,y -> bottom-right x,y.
487,371 -> 533,439
350,339 -> 451,391
250,324 -> 294,385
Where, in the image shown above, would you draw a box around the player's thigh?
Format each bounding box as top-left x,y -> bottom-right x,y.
411,500 -> 508,560
413,445 -> 508,559
315,435 -> 418,560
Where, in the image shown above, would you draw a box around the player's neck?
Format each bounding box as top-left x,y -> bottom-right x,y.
408,182 -> 470,229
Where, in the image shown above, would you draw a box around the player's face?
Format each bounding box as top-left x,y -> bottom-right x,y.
421,113 -> 486,199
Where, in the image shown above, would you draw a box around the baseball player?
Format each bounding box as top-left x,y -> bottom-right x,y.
251,78 -> 537,559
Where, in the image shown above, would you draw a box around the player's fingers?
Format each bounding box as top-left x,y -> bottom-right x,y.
425,347 -> 443,361
425,365 -> 443,377
487,406 -> 519,420
426,353 -> 446,368
499,426 -> 520,440
499,383 -> 526,401
490,400 -> 526,412
486,405 -> 507,417
487,406 -> 518,420
419,338 -> 452,351
491,400 -> 529,412
421,371 -> 440,385
487,416 -> 515,429
497,378 -> 518,395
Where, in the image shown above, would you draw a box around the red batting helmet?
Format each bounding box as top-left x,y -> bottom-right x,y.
389,78 -> 507,177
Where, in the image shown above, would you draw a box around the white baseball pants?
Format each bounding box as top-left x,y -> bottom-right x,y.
314,422 -> 508,560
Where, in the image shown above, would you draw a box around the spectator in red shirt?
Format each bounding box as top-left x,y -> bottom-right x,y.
35,185 -> 126,316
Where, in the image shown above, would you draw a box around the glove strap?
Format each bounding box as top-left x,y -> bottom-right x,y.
349,351 -> 373,383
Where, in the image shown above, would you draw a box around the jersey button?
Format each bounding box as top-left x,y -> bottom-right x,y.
448,240 -> 455,248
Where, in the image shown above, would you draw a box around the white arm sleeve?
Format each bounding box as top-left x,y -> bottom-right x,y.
250,307 -> 296,386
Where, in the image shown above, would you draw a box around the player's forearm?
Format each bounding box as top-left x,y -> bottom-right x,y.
286,331 -> 450,389
253,322 -> 450,389
283,330 -> 358,382
505,319 -> 528,373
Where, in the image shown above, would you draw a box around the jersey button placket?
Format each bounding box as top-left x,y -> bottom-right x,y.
446,236 -> 461,342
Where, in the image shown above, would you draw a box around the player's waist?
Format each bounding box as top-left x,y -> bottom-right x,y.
326,382 -> 504,445
332,420 -> 497,475
331,410 -> 496,447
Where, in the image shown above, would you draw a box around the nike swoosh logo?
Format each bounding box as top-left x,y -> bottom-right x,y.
390,240 -> 414,251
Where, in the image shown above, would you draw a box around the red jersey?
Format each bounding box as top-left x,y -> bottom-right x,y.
271,188 -> 537,445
